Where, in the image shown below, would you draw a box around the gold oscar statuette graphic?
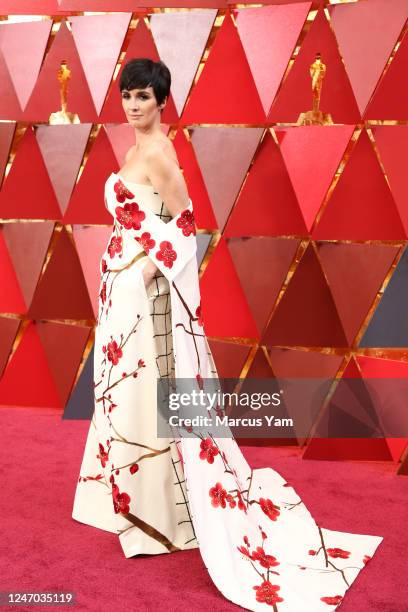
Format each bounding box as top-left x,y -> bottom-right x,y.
297,52 -> 333,125
49,60 -> 80,124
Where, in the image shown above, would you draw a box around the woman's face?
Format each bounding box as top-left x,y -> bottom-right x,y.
121,86 -> 164,128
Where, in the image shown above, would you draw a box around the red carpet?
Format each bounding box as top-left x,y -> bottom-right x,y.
0,404 -> 406,611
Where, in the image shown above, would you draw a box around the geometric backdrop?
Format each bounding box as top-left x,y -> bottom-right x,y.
1,0 -> 408,473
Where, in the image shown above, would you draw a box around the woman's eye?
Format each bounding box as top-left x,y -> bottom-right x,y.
122,93 -> 148,100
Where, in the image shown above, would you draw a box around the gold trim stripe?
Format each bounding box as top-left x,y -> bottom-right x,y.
124,512 -> 181,553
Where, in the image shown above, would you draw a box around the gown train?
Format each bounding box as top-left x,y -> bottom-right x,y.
72,171 -> 383,611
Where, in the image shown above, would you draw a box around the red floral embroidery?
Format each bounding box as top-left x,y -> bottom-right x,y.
237,530 -> 279,566
237,490 -> 246,512
115,202 -> 145,230
129,463 -> 139,474
108,235 -> 123,258
156,240 -> 177,268
195,303 -> 203,326
114,179 -> 134,203
251,547 -> 280,569
199,437 -> 219,464
196,373 -> 203,390
253,581 -> 284,605
101,258 -> 107,273
135,231 -> 155,253
176,209 -> 196,236
79,474 -> 104,483
237,545 -> 251,558
209,482 -> 228,508
106,340 -> 123,365
321,596 -> 343,605
226,494 -> 236,509
213,403 -> 225,419
259,497 -> 280,521
327,547 -> 350,559
363,554 -> 372,565
97,443 -> 109,468
112,483 -> 131,514
100,281 -> 107,304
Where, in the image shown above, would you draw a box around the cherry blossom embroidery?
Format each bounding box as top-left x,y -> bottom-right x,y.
251,547 -> 280,569
78,473 -> 104,483
253,581 -> 284,605
196,373 -> 204,390
104,340 -> 123,365
199,438 -> 219,464
115,202 -> 146,230
237,544 -> 251,558
136,231 -> 156,253
309,547 -> 350,559
204,438 -> 248,513
320,595 -> 343,605
259,497 -> 280,521
237,525 -> 280,580
101,258 -> 107,273
108,235 -> 123,258
112,483 -> 131,514
326,548 -> 350,559
176,209 -> 196,236
195,302 -> 203,326
156,240 -> 177,268
237,526 -> 283,605
209,482 -> 228,508
100,282 -> 107,304
213,403 -> 225,419
236,490 -> 246,511
129,463 -> 139,474
97,442 -> 109,468
114,178 -> 134,203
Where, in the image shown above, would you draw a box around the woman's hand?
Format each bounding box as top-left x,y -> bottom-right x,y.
142,258 -> 158,288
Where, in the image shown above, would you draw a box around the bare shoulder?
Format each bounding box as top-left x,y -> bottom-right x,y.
144,136 -> 179,168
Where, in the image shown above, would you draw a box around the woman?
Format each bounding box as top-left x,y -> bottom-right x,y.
72,58 -> 383,611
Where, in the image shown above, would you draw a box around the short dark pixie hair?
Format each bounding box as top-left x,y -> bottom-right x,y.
119,58 -> 171,111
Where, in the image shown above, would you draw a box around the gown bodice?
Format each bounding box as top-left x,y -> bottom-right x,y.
102,172 -> 172,273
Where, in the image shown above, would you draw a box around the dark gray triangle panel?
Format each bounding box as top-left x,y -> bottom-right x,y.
63,345 -> 94,419
360,245 -> 408,347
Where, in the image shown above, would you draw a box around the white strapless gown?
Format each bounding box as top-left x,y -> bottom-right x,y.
72,171 -> 383,611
